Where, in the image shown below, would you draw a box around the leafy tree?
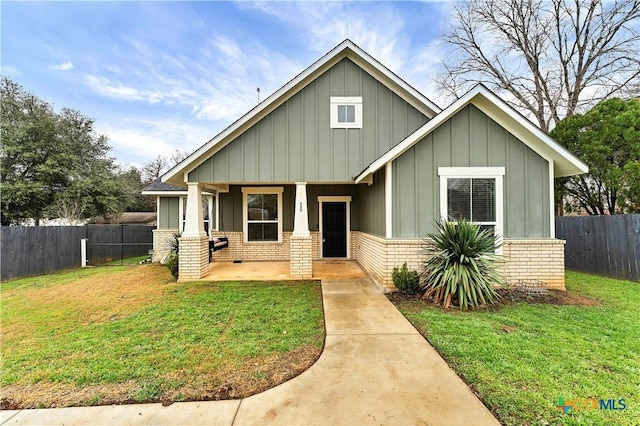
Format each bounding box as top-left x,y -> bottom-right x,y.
0,77 -> 134,225
438,0 -> 640,132
550,98 -> 640,214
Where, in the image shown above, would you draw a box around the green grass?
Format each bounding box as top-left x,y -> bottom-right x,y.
1,265 -> 324,407
102,255 -> 150,266
393,271 -> 640,426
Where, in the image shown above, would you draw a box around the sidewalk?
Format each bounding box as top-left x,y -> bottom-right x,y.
1,278 -> 499,425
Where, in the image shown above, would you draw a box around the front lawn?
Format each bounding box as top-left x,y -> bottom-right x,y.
1,264 -> 324,408
391,271 -> 640,426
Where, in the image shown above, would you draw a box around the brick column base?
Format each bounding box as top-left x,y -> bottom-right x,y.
178,236 -> 210,280
290,235 -> 313,278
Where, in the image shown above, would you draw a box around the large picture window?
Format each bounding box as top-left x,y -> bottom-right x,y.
439,167 -> 504,250
242,187 -> 283,242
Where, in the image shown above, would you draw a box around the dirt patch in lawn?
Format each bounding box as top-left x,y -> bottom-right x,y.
387,287 -> 600,309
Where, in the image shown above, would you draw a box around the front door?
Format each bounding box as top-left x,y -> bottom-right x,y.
322,202 -> 347,257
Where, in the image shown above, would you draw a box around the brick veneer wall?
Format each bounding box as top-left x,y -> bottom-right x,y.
152,229 -> 178,263
352,232 -> 566,292
502,239 -> 565,289
178,236 -> 209,280
209,231 -> 323,262
352,232 -> 422,292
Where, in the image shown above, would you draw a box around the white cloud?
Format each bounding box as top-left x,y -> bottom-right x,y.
241,2 -> 409,72
97,117 -> 215,168
50,61 -> 74,71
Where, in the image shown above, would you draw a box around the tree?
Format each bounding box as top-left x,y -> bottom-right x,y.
550,98 -> 640,214
1,77 -> 133,225
139,149 -> 189,185
438,0 -> 640,132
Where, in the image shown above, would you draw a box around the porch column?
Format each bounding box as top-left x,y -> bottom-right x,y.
178,182 -> 210,280
290,182 -> 312,278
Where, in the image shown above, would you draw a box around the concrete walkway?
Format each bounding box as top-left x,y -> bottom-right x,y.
1,278 -> 499,426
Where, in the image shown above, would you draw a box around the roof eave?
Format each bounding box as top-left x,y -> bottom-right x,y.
355,85 -> 588,182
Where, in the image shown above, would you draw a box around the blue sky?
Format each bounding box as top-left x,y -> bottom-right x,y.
1,1 -> 452,168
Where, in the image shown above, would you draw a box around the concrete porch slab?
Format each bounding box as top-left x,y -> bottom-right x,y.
202,260 -> 368,281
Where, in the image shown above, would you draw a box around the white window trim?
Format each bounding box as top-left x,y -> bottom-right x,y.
318,196 -> 352,259
242,187 -> 284,243
179,194 -> 215,234
438,167 -> 504,254
330,96 -> 362,128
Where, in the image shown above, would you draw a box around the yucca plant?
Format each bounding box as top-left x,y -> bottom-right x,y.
421,219 -> 503,310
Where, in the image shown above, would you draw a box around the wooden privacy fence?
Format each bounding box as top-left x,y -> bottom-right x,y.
555,215 -> 640,282
1,225 -> 154,282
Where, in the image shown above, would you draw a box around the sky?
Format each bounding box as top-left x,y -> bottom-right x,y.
1,1 -> 453,169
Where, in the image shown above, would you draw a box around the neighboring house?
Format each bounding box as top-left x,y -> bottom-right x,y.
145,40 -> 587,291
89,212 -> 158,226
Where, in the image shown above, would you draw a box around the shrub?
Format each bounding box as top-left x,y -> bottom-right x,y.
421,219 -> 503,310
165,252 -> 179,280
392,263 -> 420,294
165,233 -> 180,280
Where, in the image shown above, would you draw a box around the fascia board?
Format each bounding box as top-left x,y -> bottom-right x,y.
356,85 -> 588,182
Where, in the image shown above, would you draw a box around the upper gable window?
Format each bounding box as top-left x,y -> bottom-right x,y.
330,97 -> 362,128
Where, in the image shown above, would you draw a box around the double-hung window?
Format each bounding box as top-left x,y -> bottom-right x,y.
330,97 -> 362,128
242,187 -> 283,242
439,167 -> 504,251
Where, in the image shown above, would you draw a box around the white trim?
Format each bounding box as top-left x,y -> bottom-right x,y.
178,196 -> 185,232
292,182 -> 310,237
438,166 -> 505,177
214,192 -> 220,233
161,40 -> 441,186
242,187 -> 284,243
549,161 -> 555,238
155,196 -> 161,230
318,196 -> 351,259
438,167 -> 505,254
318,196 -> 353,202
179,194 -> 214,234
385,162 -> 393,238
355,85 -> 588,183
330,96 -> 363,128
182,183 -> 207,238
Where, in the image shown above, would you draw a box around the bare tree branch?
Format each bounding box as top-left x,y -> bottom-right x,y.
437,0 -> 640,131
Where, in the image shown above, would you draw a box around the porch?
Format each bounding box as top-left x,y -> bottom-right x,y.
199,260 -> 368,281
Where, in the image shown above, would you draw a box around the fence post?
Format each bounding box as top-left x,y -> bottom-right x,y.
81,238 -> 88,267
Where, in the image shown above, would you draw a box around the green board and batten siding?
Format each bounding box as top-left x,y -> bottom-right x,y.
188,58 -> 428,183
392,104 -> 550,239
158,197 -> 179,230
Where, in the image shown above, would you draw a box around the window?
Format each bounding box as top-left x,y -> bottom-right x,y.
242,187 -> 283,242
179,194 -> 214,235
330,96 -> 362,128
439,167 -> 504,250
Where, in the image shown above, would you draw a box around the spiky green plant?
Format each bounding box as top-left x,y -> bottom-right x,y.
421,219 -> 503,310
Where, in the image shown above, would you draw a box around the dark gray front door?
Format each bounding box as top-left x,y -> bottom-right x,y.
322,202 -> 347,257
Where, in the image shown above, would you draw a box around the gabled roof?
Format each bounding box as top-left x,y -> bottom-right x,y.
355,84 -> 589,182
141,178 -> 187,195
162,39 -> 442,185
